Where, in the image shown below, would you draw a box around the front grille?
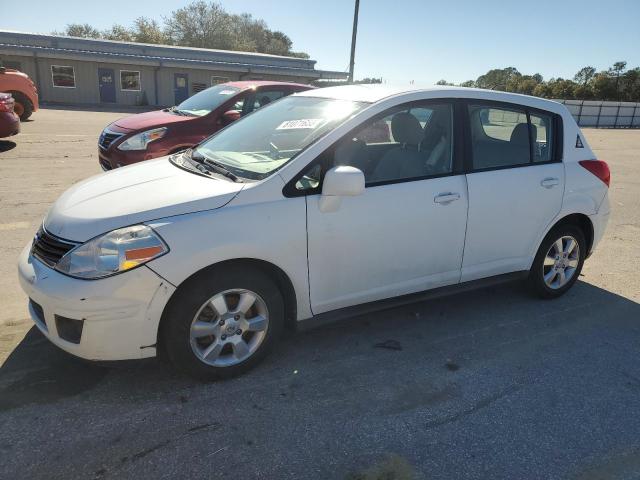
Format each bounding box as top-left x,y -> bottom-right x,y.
98,129 -> 124,150
31,227 -> 78,268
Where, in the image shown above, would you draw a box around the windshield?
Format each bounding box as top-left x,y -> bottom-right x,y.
195,96 -> 366,180
176,84 -> 241,116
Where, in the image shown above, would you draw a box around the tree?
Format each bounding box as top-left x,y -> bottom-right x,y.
609,61 -> 627,100
355,77 -> 382,84
574,66 -> 596,86
475,67 -> 521,90
621,67 -> 640,102
436,79 -> 453,86
532,83 -> 553,98
132,18 -> 167,44
591,72 -> 617,100
164,1 -> 234,49
103,24 -> 133,42
58,23 -> 102,38
52,1 -> 308,58
459,80 -> 475,88
548,78 -> 577,99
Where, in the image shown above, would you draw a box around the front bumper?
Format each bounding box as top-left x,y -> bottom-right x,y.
17,243 -> 175,361
0,111 -> 20,138
98,147 -> 157,171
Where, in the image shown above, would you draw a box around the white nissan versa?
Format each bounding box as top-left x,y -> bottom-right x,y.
18,86 -> 610,379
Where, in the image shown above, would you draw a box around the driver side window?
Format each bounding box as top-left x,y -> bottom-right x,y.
332,103 -> 453,185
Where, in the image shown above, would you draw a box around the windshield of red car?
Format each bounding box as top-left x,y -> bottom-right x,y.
176,84 -> 241,116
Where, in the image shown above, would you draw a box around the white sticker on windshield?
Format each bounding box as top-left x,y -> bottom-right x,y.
218,90 -> 236,95
276,119 -> 324,130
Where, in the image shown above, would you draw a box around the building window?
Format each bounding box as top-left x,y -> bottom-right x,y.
51,65 -> 76,88
120,70 -> 141,91
211,76 -> 230,85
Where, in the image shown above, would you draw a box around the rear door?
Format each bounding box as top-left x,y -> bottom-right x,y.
461,102 -> 564,281
98,68 -> 116,103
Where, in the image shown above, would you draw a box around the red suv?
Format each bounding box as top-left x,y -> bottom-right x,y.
98,81 -> 313,170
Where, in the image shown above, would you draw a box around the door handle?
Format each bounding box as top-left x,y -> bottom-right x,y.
540,177 -> 560,188
434,192 -> 460,204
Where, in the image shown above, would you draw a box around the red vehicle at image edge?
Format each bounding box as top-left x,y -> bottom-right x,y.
98,81 -> 313,170
0,93 -> 20,138
0,66 -> 39,121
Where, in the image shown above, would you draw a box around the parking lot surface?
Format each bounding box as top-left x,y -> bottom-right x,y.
0,108 -> 639,479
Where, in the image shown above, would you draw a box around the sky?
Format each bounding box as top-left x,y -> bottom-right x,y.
2,0 -> 640,86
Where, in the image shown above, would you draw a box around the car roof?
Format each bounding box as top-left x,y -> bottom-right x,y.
224,80 -> 313,90
294,84 -> 565,113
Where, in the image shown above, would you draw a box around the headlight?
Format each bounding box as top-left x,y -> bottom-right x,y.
55,225 -> 168,279
117,127 -> 167,151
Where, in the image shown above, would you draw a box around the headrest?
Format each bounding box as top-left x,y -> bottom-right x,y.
510,123 -> 535,146
391,112 -> 423,146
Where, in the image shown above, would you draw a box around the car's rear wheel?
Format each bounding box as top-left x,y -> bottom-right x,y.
10,92 -> 33,121
529,224 -> 586,298
161,265 -> 284,380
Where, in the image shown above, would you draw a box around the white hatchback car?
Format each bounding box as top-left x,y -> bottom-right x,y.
18,86 -> 610,379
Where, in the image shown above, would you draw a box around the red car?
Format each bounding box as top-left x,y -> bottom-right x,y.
98,81 -> 313,170
0,93 -> 20,138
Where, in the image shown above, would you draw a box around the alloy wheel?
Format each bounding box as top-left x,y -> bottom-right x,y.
542,235 -> 580,289
189,288 -> 269,367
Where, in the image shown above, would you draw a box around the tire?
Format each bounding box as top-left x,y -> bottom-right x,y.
160,265 -> 284,380
10,92 -> 33,121
528,224 -> 586,299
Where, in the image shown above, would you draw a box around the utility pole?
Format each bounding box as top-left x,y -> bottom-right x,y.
348,0 -> 360,83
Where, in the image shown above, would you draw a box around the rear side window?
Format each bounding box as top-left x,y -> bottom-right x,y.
469,104 -> 558,170
469,105 -> 529,169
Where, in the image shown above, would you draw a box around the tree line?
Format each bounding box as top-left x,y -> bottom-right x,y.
436,62 -> 640,102
53,1 -> 309,58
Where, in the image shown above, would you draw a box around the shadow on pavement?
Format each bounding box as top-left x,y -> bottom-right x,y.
0,140 -> 17,153
1,278 -> 638,412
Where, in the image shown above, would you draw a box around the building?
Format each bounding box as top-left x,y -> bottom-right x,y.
0,30 -> 348,107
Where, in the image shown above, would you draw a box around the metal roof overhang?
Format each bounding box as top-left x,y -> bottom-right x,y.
0,43 -> 348,80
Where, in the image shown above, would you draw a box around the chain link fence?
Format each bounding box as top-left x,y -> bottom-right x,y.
555,99 -> 640,128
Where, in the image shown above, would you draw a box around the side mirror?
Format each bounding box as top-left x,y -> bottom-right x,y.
319,166 -> 365,213
220,110 -> 241,125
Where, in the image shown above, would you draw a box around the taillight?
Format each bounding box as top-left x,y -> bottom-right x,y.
579,160 -> 610,187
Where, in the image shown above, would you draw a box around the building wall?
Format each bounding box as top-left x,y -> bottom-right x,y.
2,52 -> 315,107
31,58 -> 157,105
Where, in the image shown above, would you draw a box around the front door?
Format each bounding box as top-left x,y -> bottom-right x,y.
98,68 -> 116,103
174,73 -> 189,105
305,102 -> 468,314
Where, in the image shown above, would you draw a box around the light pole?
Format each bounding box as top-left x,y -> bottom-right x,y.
348,0 -> 360,83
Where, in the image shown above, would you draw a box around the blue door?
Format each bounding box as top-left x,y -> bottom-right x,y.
98,68 -> 116,103
174,73 -> 189,105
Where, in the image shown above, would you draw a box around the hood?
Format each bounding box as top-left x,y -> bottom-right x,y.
114,109 -> 195,131
45,157 -> 244,242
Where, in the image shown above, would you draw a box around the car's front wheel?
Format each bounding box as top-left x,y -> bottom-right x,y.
161,265 -> 284,380
10,92 -> 33,121
529,224 -> 586,299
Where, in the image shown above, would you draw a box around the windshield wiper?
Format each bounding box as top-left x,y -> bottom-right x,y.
187,149 -> 239,182
166,105 -> 191,116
